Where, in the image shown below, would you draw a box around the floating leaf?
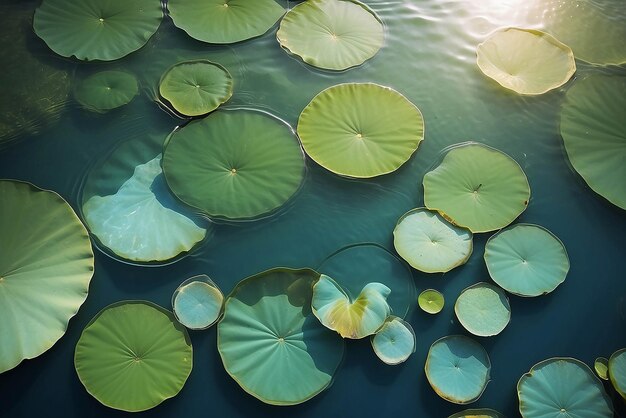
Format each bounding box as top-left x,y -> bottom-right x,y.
455,282 -> 511,337
418,289 -> 445,315
594,357 -> 609,381
371,316 -> 416,365
74,71 -> 138,113
172,275 -> 224,330
448,409 -> 505,418
609,348 -> 626,399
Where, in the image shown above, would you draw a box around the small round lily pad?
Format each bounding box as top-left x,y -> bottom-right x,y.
418,289 -> 445,314
609,348 -> 626,399
277,0 -> 384,71
394,208 -> 473,273
371,316 -> 416,365
484,224 -> 569,297
448,409 -> 505,418
455,282 -> 511,337
594,357 -> 609,381
159,60 -> 233,117
172,275 -> 224,330
74,71 -> 138,112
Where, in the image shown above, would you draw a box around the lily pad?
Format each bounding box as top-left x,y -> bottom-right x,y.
312,274 -> 391,339
425,335 -> 491,404
172,275 -> 224,330
418,289 -> 445,314
484,224 -> 569,297
594,357 -> 609,381
276,0 -> 384,71
371,316 -> 416,365
455,282 -> 511,337
423,143 -> 530,233
609,348 -> 626,399
168,0 -> 284,44
394,208 -> 473,273
162,109 -> 305,220
33,0 -> 163,61
74,301 -> 193,412
448,409 -> 505,418
560,74 -> 626,210
298,83 -> 424,178
0,180 -> 94,374
159,60 -> 233,117
74,71 -> 138,113
518,358 -> 613,417
476,28 -> 575,95
217,268 -> 344,405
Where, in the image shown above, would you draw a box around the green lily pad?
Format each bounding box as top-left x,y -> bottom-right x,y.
298,83 -> 424,178
560,74 -> 626,210
75,301 -> 193,412
83,155 -> 207,263
158,60 -> 233,117
312,274 -> 391,339
371,316 -> 416,365
484,223 -> 569,297
594,357 -> 609,381
476,28 -> 575,95
394,208 -> 473,273
609,348 -> 626,399
276,0 -> 384,71
33,0 -> 163,61
518,358 -> 613,417
217,268 -> 344,405
168,0 -> 284,44
0,180 -> 94,374
74,71 -> 138,113
448,409 -> 505,418
425,335 -> 491,404
418,289 -> 445,314
162,109 -> 305,220
423,143 -> 530,233
172,275 -> 224,330
455,282 -> 511,337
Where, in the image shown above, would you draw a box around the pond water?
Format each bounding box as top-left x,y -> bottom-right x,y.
1,0 -> 625,416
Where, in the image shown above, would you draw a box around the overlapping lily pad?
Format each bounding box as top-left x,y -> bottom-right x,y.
298,83 -> 424,178
476,28 -> 575,95
455,282 -> 511,337
560,75 -> 626,210
448,409 -> 505,418
518,358 -> 613,417
168,0 -> 284,44
394,208 -> 473,273
484,224 -> 569,297
74,71 -> 138,113
217,268 -> 344,405
418,289 -> 445,314
163,109 -> 305,220
276,0 -> 384,70
159,60 -> 233,117
0,180 -> 94,374
423,143 -> 530,233
74,301 -> 193,412
172,275 -> 224,330
425,335 -> 491,404
609,349 -> 626,399
33,0 -> 163,61
371,316 -> 416,365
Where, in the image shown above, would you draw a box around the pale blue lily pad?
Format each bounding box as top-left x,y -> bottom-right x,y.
172,275 -> 223,330
454,282 -> 511,337
371,316 -> 416,365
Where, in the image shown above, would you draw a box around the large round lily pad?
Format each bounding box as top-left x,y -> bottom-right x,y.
75,301 -> 193,412
74,71 -> 138,113
476,28 -> 575,95
159,60 -> 233,117
448,409 -> 505,418
425,335 -> 491,404
423,143 -> 530,233
560,74 -> 626,210
217,268 -> 345,405
518,358 -> 613,417
298,83 -> 424,178
371,316 -> 416,365
168,0 -> 284,44
609,348 -> 626,399
0,180 -> 94,374
484,224 -> 569,297
172,275 -> 223,330
162,109 -> 305,220
454,282 -> 511,337
33,0 -> 163,61
276,0 -> 384,71
394,208 -> 473,273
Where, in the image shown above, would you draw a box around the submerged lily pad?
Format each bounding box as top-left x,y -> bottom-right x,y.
312,275 -> 391,339
172,275 -> 224,330
418,289 -> 445,314
609,349 -> 626,399
0,180 -> 94,374
371,316 -> 416,365
34,0 -> 163,61
217,268 -> 344,405
168,0 -> 284,44
425,335 -> 491,404
423,143 -> 530,233
159,60 -> 233,117
560,75 -> 626,210
455,282 -> 511,337
448,409 -> 505,418
518,358 -> 613,417
594,357 -> 609,381
277,0 -> 384,70
74,71 -> 138,113
298,83 -> 424,178
476,28 -> 575,95
163,109 -> 305,220
75,301 -> 193,412
484,224 -> 569,297
394,208 -> 473,273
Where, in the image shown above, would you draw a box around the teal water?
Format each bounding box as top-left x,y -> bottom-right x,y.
1,0 -> 625,416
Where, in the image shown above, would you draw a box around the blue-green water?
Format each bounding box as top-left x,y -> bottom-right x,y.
1,0 -> 625,416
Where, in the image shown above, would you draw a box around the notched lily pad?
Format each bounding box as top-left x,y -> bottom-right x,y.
418,289 -> 445,314
172,275 -> 224,330
371,316 -> 416,365
74,71 -> 138,113
455,282 -> 511,337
